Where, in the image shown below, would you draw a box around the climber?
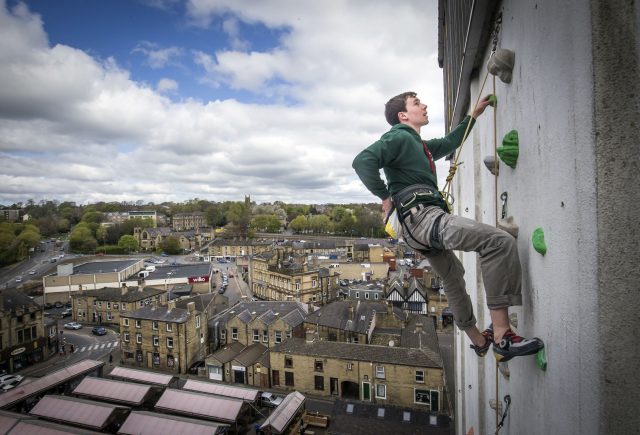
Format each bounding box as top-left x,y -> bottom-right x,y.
352,91 -> 543,362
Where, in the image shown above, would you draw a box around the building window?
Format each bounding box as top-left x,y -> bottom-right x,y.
376,384 -> 387,399
221,330 -> 226,340
415,370 -> 425,383
347,362 -> 353,370
153,353 -> 160,366
107,302 -> 111,309
167,337 -> 174,348
285,372 -> 295,387
124,333 -> 130,342
312,279 -> 317,288
121,303 -> 126,311
375,293 -> 379,300
315,360 -> 323,372
106,312 -> 112,321
253,329 -> 260,342
97,301 -> 102,308
166,323 -> 173,332
415,389 -> 439,410
232,328 -> 238,340
262,330 -> 268,342
152,321 -> 158,330
196,315 -> 201,328
275,331 -> 282,343
375,365 -> 385,379
365,292 -> 370,299
123,318 -> 129,327
136,333 -> 142,344
355,291 -> 359,298
295,282 -> 300,291
153,336 -> 159,347
314,375 -> 324,390
135,319 -> 141,328
284,356 -> 293,368
286,330 -> 292,339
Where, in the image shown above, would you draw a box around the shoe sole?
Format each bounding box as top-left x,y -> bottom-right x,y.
493,338 -> 544,362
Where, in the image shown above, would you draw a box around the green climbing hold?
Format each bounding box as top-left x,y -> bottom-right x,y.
532,227 -> 547,255
536,347 -> 547,371
487,94 -> 498,108
497,130 -> 519,168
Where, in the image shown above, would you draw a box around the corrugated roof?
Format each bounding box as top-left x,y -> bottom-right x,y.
118,411 -> 227,435
73,377 -> 152,406
0,360 -> 104,410
260,391 -> 305,433
9,419 -> 105,434
108,366 -> 174,386
29,395 -> 127,429
154,389 -> 243,423
182,379 -> 259,401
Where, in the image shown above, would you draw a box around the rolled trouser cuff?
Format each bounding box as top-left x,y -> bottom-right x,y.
487,294 -> 522,310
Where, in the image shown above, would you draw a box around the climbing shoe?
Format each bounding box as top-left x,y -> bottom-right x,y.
493,329 -> 544,362
470,326 -> 494,357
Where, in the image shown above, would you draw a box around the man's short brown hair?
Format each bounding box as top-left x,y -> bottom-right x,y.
384,91 -> 416,126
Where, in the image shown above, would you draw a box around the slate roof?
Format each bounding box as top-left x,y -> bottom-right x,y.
401,315 -> 440,353
304,300 -> 392,334
210,301 -> 307,328
233,343 -> 268,366
0,288 -> 39,312
122,305 -> 190,322
75,286 -> 165,302
207,342 -> 246,364
272,338 -> 442,368
175,293 -> 215,312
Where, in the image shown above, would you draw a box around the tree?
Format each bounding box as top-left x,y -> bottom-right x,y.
288,215 -> 308,233
250,215 -> 282,233
96,226 -> 108,248
117,235 -> 139,253
69,225 -> 97,253
308,215 -> 332,234
159,236 -> 182,255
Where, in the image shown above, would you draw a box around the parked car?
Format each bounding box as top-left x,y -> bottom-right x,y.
28,270 -> 36,275
188,360 -> 205,374
15,276 -> 22,283
91,326 -> 107,336
44,302 -> 53,309
218,287 -> 226,294
261,392 -> 284,407
0,374 -> 24,391
54,301 -> 64,308
1,378 -> 23,392
61,309 -> 72,318
64,321 -> 82,330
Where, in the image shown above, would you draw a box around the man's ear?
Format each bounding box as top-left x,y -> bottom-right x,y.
398,111 -> 408,122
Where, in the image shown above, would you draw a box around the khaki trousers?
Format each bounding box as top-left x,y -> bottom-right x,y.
403,206 -> 522,330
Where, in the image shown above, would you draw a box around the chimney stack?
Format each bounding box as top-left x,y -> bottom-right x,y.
306,329 -> 316,343
187,302 -> 196,313
415,322 -> 423,333
348,305 -> 354,321
121,283 -> 128,296
167,300 -> 176,310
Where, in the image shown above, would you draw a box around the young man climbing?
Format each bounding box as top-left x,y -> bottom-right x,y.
352,91 -> 543,362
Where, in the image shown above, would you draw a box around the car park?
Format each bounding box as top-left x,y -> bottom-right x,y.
260,392 -> 284,407
64,322 -> 82,330
91,326 -> 107,336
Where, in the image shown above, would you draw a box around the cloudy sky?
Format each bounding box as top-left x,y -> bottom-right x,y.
0,0 -> 447,206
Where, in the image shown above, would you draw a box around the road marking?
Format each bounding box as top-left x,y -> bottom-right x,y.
100,343 -> 106,349
80,347 -> 86,352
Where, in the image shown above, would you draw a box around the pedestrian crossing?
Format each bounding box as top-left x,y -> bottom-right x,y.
76,341 -> 119,353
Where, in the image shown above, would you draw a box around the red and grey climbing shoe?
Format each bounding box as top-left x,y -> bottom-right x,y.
493,329 -> 544,362
470,326 -> 494,357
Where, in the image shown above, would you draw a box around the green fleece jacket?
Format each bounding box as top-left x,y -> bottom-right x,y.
352,116 -> 475,210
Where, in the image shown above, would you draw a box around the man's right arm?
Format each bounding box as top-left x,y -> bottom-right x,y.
352,140 -> 390,201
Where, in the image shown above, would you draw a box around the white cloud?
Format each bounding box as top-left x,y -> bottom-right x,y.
132,42 -> 183,69
157,78 -> 178,93
0,0 -> 449,206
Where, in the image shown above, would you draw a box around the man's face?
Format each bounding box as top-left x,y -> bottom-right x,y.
399,96 -> 428,127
